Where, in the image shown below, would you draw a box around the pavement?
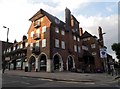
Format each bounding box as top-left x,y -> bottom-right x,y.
2,69 -> 119,83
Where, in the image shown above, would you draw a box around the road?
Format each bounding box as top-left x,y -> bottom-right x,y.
2,74 -> 120,88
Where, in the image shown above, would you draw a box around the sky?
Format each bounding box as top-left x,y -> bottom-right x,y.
0,0 -> 119,61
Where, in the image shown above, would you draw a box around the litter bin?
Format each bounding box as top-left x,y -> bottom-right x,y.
25,67 -> 28,72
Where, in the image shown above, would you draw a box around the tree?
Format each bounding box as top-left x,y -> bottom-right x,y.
112,43 -> 120,75
111,43 -> 120,60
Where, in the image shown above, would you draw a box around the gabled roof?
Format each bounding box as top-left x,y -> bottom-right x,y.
29,9 -> 65,28
81,31 -> 93,38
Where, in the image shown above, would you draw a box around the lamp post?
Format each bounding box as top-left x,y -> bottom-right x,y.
3,26 -> 10,70
3,26 -> 9,42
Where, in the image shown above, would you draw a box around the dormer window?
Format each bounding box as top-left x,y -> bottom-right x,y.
55,17 -> 60,24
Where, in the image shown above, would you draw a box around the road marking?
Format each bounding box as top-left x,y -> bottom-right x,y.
22,77 -> 28,79
21,82 -> 30,84
84,82 -> 95,84
38,78 -> 53,81
56,81 -> 79,84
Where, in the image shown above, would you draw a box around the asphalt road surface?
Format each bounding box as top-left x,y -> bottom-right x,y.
2,74 -> 120,88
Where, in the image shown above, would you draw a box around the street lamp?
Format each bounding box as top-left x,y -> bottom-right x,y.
3,26 -> 10,70
3,26 -> 9,42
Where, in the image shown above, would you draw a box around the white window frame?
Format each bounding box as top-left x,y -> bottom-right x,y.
61,41 -> 65,49
55,39 -> 59,48
42,39 -> 46,48
55,27 -> 59,33
61,30 -> 65,35
42,26 -> 46,33
74,45 -> 77,52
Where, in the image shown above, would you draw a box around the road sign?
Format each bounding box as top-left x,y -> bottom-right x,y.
100,48 -> 107,58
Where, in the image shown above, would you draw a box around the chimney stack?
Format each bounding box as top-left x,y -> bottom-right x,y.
65,8 -> 71,26
79,27 -> 83,36
98,26 -> 104,46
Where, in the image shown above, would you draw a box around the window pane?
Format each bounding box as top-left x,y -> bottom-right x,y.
42,26 -> 46,33
25,43 -> 28,47
74,45 -> 77,52
91,44 -> 96,48
61,41 -> 65,49
61,30 -> 65,35
36,41 -> 39,47
55,27 -> 59,33
78,46 -> 81,53
36,28 -> 40,33
42,39 -> 46,47
55,39 -> 59,48
31,31 -> 34,37
77,37 -> 80,42
73,36 -> 76,40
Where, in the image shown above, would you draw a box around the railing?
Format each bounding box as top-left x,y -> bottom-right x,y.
32,46 -> 40,54
34,21 -> 40,28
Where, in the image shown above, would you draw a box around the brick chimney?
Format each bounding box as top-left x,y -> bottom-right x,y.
79,27 -> 83,36
65,8 -> 71,27
98,26 -> 104,46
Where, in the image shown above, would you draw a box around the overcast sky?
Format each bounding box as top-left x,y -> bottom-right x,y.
0,0 -> 119,61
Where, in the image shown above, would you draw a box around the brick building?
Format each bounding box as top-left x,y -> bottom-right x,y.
80,29 -> 104,72
3,8 -> 109,73
26,8 -> 82,72
0,41 -> 13,69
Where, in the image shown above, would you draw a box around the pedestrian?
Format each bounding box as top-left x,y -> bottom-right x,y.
2,61 -> 6,73
110,65 -> 114,76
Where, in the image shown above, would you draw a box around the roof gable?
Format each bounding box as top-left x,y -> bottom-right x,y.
29,9 -> 65,28
81,31 -> 93,38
